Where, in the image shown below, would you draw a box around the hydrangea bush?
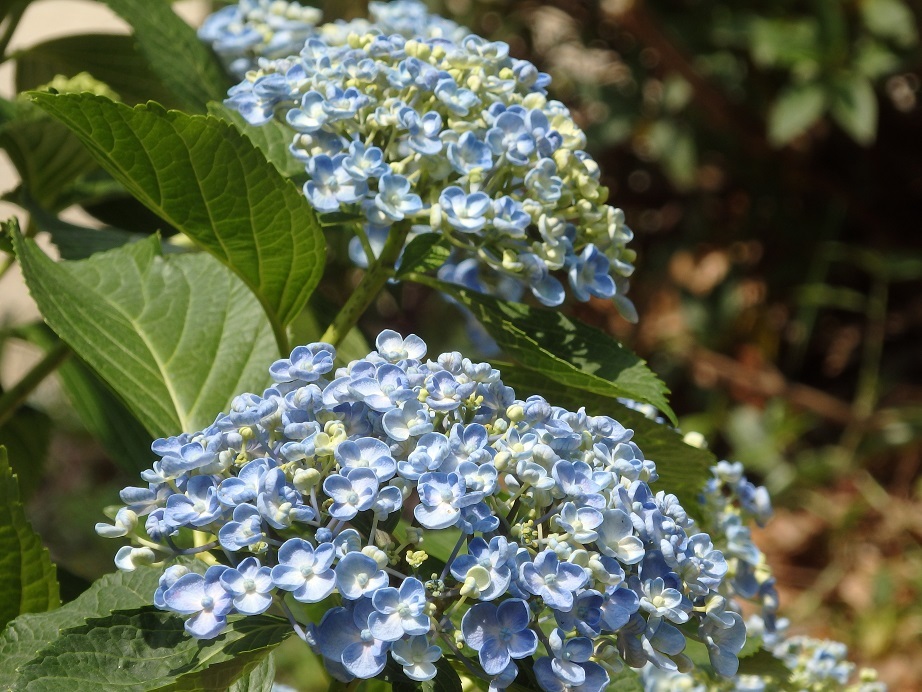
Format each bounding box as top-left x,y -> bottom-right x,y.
0,0 -> 886,690
206,0 -> 637,315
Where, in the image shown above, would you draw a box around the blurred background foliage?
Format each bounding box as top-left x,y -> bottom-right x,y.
1,0 -> 921,687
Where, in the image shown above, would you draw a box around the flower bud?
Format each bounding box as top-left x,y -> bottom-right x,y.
293,468 -> 321,491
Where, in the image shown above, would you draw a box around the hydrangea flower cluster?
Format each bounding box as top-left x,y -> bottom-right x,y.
643,626 -> 886,691
200,0 -> 467,79
199,0 -> 323,78
208,1 -> 637,316
99,331 -> 747,689
638,459 -> 885,691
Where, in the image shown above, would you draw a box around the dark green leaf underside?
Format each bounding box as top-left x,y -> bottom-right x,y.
430,282 -> 675,424
498,366 -> 714,516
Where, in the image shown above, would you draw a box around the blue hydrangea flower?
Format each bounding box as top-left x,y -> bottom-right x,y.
335,552 -> 388,600
414,471 -> 482,529
219,557 -> 274,615
450,536 -> 513,601
218,503 -> 265,551
390,635 -> 442,681
323,468 -> 379,520
162,565 -> 234,639
460,599 -> 538,675
519,550 -> 589,611
368,577 -> 430,641
271,538 -> 336,603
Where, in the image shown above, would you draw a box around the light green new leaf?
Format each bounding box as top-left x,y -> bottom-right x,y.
421,280 -> 675,424
0,564 -> 188,685
767,82 -> 827,146
830,75 -> 878,146
98,0 -> 229,112
11,225 -> 276,438
15,33 -> 180,108
497,365 -> 712,515
0,446 -> 59,630
208,103 -> 305,178
32,93 -> 326,335
14,608 -> 290,692
32,93 -> 324,329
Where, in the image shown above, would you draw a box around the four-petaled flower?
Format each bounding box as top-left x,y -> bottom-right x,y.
460,599 -> 538,675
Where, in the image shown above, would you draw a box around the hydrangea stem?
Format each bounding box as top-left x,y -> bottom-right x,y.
320,222 -> 411,348
0,339 -> 70,427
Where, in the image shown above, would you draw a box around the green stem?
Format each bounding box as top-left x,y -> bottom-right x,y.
0,339 -> 70,427
320,223 -> 411,348
0,1 -> 27,63
853,275 -> 888,421
269,314 -> 290,357
326,679 -> 360,692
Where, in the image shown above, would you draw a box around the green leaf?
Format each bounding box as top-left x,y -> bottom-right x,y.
33,93 -> 326,333
15,33 -> 179,108
395,233 -> 451,278
432,658 -> 464,692
497,365 -> 715,515
0,114 -> 99,210
0,560 -> 194,683
646,120 -> 697,191
18,194 -> 143,260
829,75 -> 877,146
606,666 -> 644,691
151,638 -> 278,692
749,17 -> 821,69
423,281 -> 675,424
0,446 -> 59,630
0,564 -> 184,684
767,82 -> 827,146
11,224 -> 276,438
860,0 -> 918,47
736,648 -> 793,682
18,324 -> 153,475
854,38 -> 901,79
227,655 -> 275,692
14,608 -> 290,691
97,0 -> 229,112
796,283 -> 867,312
208,103 -> 305,178
0,406 -> 50,499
